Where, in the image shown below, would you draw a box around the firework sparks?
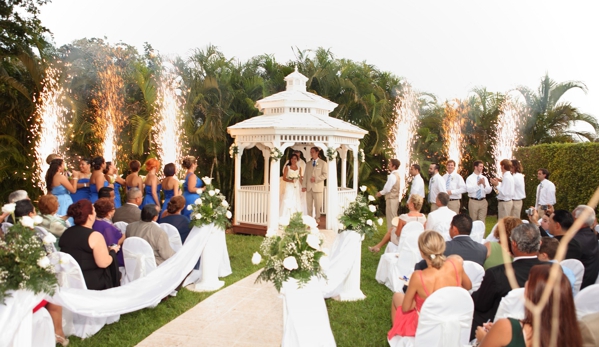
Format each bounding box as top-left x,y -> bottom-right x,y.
96,63 -> 124,162
442,100 -> 467,168
492,95 -> 522,176
389,83 -> 419,200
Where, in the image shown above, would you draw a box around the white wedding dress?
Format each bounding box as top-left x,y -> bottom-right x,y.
280,167 -> 306,219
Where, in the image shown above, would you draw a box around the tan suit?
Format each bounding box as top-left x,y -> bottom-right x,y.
126,221 -> 175,265
113,203 -> 141,224
580,312 -> 599,347
302,158 -> 328,220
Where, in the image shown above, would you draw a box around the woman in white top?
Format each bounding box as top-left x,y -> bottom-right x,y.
279,154 -> 305,219
369,194 -> 426,253
510,160 -> 525,218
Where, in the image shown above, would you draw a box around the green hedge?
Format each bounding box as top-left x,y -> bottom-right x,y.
514,143 -> 599,214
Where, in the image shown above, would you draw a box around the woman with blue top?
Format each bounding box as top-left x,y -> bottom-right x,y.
182,155 -> 205,218
141,158 -> 161,209
104,161 -> 126,208
45,158 -> 76,216
89,156 -> 112,203
159,163 -> 180,220
125,160 -> 144,193
70,158 -> 92,203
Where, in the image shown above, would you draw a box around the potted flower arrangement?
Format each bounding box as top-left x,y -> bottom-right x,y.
338,185 -> 383,237
188,177 -> 232,230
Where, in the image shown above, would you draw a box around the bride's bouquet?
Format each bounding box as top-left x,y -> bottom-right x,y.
287,171 -> 300,188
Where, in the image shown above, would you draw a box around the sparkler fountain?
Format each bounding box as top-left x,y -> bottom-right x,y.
96,63 -> 124,162
389,83 -> 419,200
442,100 -> 467,168
492,94 -> 523,176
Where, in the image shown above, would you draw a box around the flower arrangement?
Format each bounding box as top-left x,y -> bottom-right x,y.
229,144 -> 239,159
326,147 -> 338,161
270,148 -> 284,162
0,204 -> 57,304
287,170 -> 300,188
188,177 -> 232,230
253,213 -> 327,292
337,186 -> 383,237
358,148 -> 365,163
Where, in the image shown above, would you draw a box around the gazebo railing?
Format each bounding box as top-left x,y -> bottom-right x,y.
237,185 -> 269,225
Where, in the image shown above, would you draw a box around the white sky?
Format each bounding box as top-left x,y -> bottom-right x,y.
40,0 -> 598,121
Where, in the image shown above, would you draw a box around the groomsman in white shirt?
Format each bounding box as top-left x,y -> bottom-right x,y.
443,159 -> 466,214
510,160 -> 526,218
409,163 -> 425,199
535,168 -> 556,216
466,160 -> 492,222
428,163 -> 446,212
490,159 -> 515,219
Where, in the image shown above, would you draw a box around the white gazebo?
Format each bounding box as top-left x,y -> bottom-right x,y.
227,68 -> 368,234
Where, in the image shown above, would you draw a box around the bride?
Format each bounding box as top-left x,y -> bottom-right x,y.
280,154 -> 306,219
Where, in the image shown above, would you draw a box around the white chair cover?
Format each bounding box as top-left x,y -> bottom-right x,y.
376,222 -> 424,292
494,288 -> 525,322
0,290 -> 51,347
575,284 -> 599,319
34,226 -> 57,253
470,221 -> 485,244
485,224 -> 498,243
113,221 -> 128,235
281,277 -> 336,347
560,258 -> 584,296
122,237 -> 157,285
1,222 -> 12,233
159,223 -> 183,252
384,242 -> 399,254
388,287 -> 474,347
186,225 -> 232,291
322,230 -> 365,301
49,252 -> 120,338
431,222 -> 451,242
463,261 -> 485,294
31,307 -> 55,347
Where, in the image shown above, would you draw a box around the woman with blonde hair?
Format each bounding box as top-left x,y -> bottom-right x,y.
388,230 -> 471,338
483,216 -> 522,270
369,194 -> 426,253
141,158 -> 161,209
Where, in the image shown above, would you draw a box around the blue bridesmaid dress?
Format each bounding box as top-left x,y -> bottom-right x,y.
113,182 -> 122,208
159,187 -> 175,220
182,173 -> 204,218
52,185 -> 73,216
70,177 -> 91,203
89,181 -> 108,203
141,184 -> 162,208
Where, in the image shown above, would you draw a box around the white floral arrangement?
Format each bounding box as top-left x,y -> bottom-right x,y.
358,148 -> 365,163
188,177 -> 232,230
270,148 -> 284,162
326,147 -> 338,161
287,170 -> 300,188
337,185 -> 383,237
229,144 -> 239,159
253,213 -> 327,292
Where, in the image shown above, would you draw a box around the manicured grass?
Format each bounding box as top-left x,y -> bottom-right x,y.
67,233 -> 263,347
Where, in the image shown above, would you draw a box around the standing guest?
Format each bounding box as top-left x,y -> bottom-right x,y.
125,160 -> 144,193
70,157 -> 92,203
466,161 -> 492,222
548,210 -> 583,260
46,158 -> 76,216
408,163 -> 425,199
482,217 -> 522,270
510,160 -> 525,218
104,161 -> 125,208
59,200 -> 119,290
141,158 -> 161,209
302,147 -> 328,225
161,196 -> 191,243
572,205 -> 599,289
89,156 -> 111,203
38,194 -> 69,239
126,204 -> 175,265
113,188 -> 142,223
424,192 -> 456,240
476,264 -> 582,347
535,168 -> 556,217
93,198 -> 124,267
490,159 -> 514,220
181,156 -> 205,218
160,163 -> 181,220
443,159 -> 466,214
376,159 -> 401,230
427,163 -> 446,212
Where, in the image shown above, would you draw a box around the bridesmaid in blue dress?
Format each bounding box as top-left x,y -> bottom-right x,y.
141,158 -> 161,209
181,156 -> 205,218
104,161 -> 126,208
159,163 -> 181,220
89,157 -> 112,203
70,158 -> 92,203
45,158 -> 76,216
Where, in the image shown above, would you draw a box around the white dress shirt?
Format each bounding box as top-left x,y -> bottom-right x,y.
428,173 -> 447,203
496,171 -> 515,201
536,179 -> 556,206
443,172 -> 466,199
466,173 -> 492,198
380,170 -> 400,196
512,172 -> 526,200
409,174 -> 425,199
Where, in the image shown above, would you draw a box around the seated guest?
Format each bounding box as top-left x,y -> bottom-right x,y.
538,236 -> 577,292
1,189 -> 30,223
388,230 -> 471,339
98,186 -> 115,200
38,194 -> 69,239
93,198 -> 125,267
483,217 -> 522,270
125,204 -> 175,265
471,223 -> 545,340
113,188 -> 142,223
424,192 -> 456,240
572,205 -> 599,289
369,194 -> 426,253
59,200 -> 120,290
415,214 -> 487,270
160,196 -> 191,243
527,207 -> 552,238
549,210 -> 583,260
476,264 -> 582,347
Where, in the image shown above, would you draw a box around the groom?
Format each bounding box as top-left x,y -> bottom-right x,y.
302,147 -> 328,225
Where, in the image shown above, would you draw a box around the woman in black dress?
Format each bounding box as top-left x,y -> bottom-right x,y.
58,200 -> 120,290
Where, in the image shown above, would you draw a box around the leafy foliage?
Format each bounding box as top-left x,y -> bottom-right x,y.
188,178 -> 232,230
338,190 -> 383,237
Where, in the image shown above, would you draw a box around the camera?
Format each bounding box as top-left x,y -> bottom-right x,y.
541,205 -> 548,211
526,208 -> 535,216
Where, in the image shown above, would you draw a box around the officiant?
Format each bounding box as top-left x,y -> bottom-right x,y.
302,147 -> 328,226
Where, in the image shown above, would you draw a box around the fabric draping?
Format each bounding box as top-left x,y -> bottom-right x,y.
183,226 -> 232,289
0,290 -> 51,347
322,230 -> 365,300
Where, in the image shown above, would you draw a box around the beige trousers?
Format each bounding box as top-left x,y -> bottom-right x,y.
448,200 -> 461,214
385,198 -> 399,231
306,190 -> 323,221
430,204 -> 439,212
497,200 -> 513,220
511,200 -> 523,218
468,199 -> 488,222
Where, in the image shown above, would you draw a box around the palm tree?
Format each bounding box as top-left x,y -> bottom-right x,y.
517,74 -> 599,145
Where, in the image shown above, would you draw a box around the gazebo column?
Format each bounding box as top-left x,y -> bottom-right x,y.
338,146 -> 348,188
352,145 -> 359,192
233,144 -> 244,226
326,146 -> 339,231
267,147 -> 280,234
